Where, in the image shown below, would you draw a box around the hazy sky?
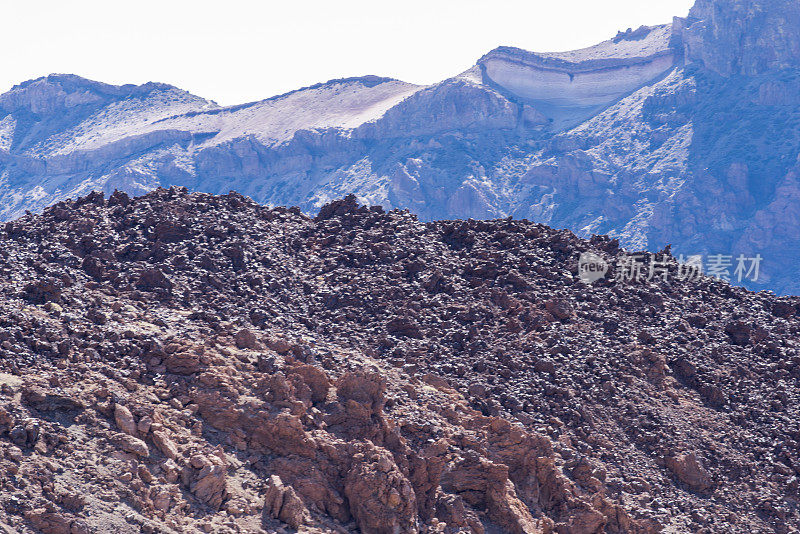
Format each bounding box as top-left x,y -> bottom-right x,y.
3,0 -> 694,106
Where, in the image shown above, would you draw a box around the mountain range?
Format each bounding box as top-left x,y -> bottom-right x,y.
2,0 -> 800,293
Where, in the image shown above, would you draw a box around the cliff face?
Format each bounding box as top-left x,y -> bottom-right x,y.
2,0 -> 800,294
680,0 -> 800,76
478,24 -> 678,124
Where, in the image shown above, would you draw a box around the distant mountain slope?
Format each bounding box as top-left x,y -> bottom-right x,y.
0,75 -> 425,219
2,0 -> 800,294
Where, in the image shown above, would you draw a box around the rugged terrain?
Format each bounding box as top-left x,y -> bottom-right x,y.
2,0 -> 800,293
0,187 -> 798,533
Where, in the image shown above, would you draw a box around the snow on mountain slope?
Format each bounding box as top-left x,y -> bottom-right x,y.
26,90 -> 216,157
539,24 -> 675,63
1,75 -> 422,157
151,77 -> 424,148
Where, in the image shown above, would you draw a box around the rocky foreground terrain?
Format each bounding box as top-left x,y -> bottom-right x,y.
0,187 -> 798,533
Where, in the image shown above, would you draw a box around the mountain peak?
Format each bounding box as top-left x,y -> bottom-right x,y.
0,74 -> 191,115
315,74 -> 405,88
678,0 -> 800,75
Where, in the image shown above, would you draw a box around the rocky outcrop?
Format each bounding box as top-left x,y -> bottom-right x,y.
263,475 -> 310,529
679,0 -> 800,76
344,447 -> 419,534
666,452 -> 713,491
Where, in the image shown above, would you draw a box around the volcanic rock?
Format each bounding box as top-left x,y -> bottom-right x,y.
0,188 -> 796,533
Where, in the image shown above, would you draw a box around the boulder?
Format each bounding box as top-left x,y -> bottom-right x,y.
666,452 -> 713,491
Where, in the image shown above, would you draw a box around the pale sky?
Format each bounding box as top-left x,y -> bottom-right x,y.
3,0 -> 694,106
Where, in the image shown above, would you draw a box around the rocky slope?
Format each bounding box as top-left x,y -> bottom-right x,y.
2,0 -> 800,294
0,188 -> 798,533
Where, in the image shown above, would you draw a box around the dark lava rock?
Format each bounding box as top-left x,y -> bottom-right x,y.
0,187 -> 797,533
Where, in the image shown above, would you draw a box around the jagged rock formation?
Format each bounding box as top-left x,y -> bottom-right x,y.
0,188 -> 799,533
680,0 -> 800,76
2,0 -> 800,295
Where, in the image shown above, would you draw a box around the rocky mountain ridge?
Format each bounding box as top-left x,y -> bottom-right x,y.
2,0 -> 800,293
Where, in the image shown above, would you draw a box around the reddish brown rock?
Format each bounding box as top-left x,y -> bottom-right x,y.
164,349 -> 202,375
188,454 -> 228,509
114,404 -> 137,437
24,507 -> 74,534
344,447 -> 419,534
110,432 -> 150,457
0,188 -> 797,533
545,299 -> 574,321
151,430 -> 180,461
234,328 -> 260,350
290,364 -> 331,404
263,475 -> 311,530
135,267 -> 173,291
666,452 -> 713,491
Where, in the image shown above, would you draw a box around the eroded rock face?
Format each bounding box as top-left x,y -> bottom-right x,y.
479,24 -> 678,114
263,475 -> 310,529
187,454 -> 229,509
680,0 -> 800,76
344,447 -> 420,534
